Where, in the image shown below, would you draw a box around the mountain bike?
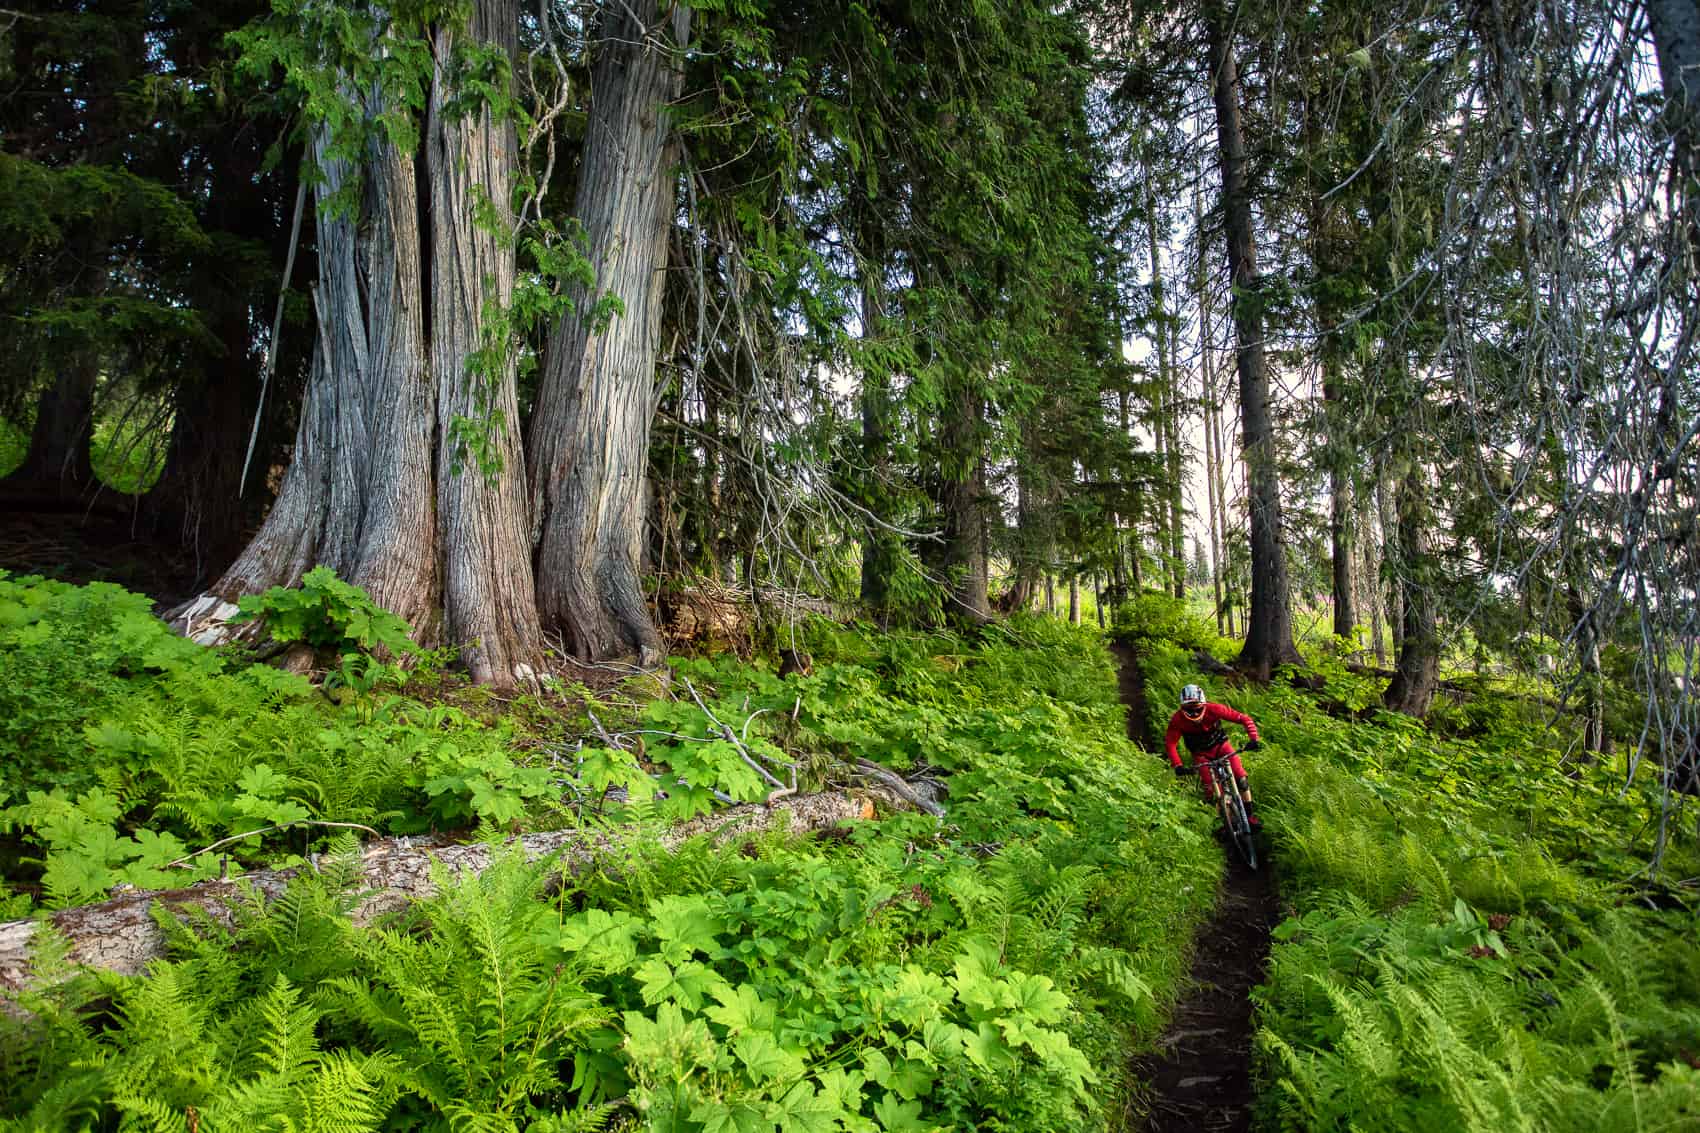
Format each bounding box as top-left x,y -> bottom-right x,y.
1197,754 -> 1258,870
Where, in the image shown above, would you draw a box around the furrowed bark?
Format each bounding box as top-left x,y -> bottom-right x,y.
528,2 -> 689,668
350,104 -> 440,640
168,107 -> 438,645
430,0 -> 542,684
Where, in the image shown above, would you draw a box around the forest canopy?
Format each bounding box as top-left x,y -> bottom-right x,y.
0,0 -> 1695,837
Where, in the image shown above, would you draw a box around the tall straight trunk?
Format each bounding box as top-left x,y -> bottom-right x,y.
430,0 -> 540,681
1146,189 -> 1185,601
1384,467 -> 1439,716
1324,367 -> 1357,639
939,379 -> 991,623
1118,389 -> 1143,592
1211,392 -> 1235,636
1196,193 -> 1226,634
1150,368 -> 1170,592
1301,81 -> 1357,642
858,233 -> 897,611
1165,387 -> 1186,601
1203,378 -> 1225,633
1069,572 -> 1080,624
528,1 -> 688,667
1206,6 -> 1301,679
1376,465 -> 1402,658
1095,575 -> 1106,628
1045,573 -> 1055,614
1363,494 -> 1387,665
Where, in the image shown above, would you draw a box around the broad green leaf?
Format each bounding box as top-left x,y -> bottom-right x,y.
733,1031 -> 805,1084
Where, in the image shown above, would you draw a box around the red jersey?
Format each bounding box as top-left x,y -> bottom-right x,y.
1164,702 -> 1258,767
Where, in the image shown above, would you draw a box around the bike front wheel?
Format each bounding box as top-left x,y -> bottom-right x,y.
1220,786 -> 1258,870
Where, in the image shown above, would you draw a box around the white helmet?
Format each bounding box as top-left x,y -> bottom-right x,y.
1180,684 -> 1206,708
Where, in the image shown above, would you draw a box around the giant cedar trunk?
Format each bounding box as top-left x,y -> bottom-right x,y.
1383,468 -> 1439,716
528,2 -> 689,667
170,11 -> 537,683
429,0 -> 540,682
173,114 -> 437,640
1206,6 -> 1302,680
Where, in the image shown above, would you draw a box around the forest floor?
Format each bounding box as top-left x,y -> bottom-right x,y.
0,496 -> 201,609
1111,643 -> 1281,1133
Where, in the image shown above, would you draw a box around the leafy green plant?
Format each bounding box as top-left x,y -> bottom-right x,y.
0,601 -> 1220,1132
1109,591 -> 1222,653
233,566 -> 420,690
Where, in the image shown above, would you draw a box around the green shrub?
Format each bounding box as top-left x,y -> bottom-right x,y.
1109,591 -> 1220,652
234,566 -> 421,691
0,596 -> 1219,1131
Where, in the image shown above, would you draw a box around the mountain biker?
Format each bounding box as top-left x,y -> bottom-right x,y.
1165,683 -> 1262,828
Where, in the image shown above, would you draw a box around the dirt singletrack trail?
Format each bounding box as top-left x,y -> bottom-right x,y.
1110,643 -> 1282,1133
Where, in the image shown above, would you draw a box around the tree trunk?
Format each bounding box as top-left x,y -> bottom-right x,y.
528,1 -> 688,667
17,354 -> 98,491
170,13 -> 537,683
939,380 -> 991,623
1648,0 -> 1700,254
1198,203 -> 1226,634
1325,366 -> 1357,640
1206,6 -> 1302,679
1375,466 -> 1402,659
1383,469 -> 1439,716
1364,498 -> 1387,665
1069,572 -> 1080,624
1145,182 -> 1186,599
179,98 -> 439,636
1211,391 -> 1236,637
858,231 -> 897,612
430,0 -> 540,682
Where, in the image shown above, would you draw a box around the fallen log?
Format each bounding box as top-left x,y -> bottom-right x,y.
1,789 -> 896,995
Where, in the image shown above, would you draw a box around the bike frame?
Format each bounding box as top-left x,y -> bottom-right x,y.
1198,754 -> 1258,870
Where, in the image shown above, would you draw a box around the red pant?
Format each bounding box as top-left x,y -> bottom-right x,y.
1194,744 -> 1246,798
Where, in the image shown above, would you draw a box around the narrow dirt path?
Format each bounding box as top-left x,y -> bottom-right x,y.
1111,643 -> 1281,1133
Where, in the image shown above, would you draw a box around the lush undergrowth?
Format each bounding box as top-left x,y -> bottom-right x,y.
1,576 -> 1217,1131
1138,637 -> 1700,1132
